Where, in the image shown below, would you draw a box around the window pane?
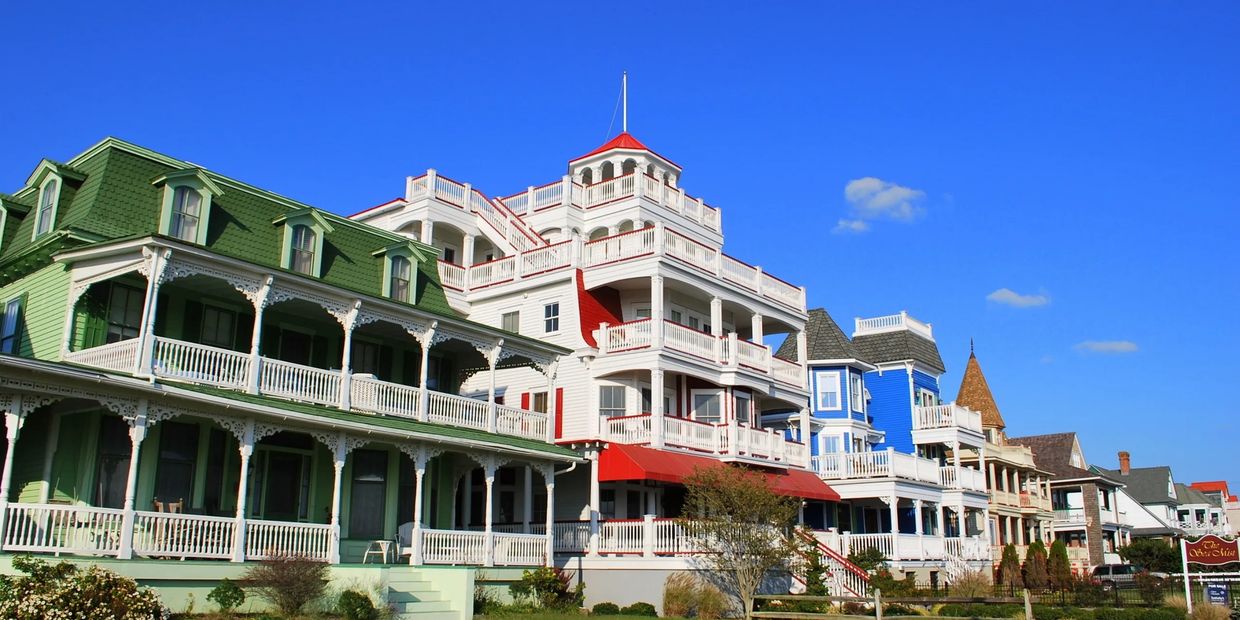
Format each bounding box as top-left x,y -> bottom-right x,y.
0,299 -> 19,353
544,303 -> 559,333
599,386 -> 625,417
37,181 -> 57,235
501,312 -> 520,333
390,257 -> 411,302
815,372 -> 840,410
693,393 -> 721,424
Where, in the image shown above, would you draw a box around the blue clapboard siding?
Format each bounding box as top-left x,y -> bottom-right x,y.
865,368 -> 915,454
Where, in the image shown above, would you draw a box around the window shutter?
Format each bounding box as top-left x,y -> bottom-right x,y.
79,285 -> 108,349
235,311 -> 255,353
182,300 -> 203,343
554,388 -> 564,439
520,393 -> 530,410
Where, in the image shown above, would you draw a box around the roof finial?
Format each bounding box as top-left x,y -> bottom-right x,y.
970,337 -> 974,354
622,71 -> 628,133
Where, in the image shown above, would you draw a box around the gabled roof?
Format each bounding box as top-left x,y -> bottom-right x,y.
1007,432 -> 1119,484
956,349 -> 1005,429
852,329 -> 945,373
777,308 -> 859,362
1094,464 -> 1179,506
1176,483 -> 1217,507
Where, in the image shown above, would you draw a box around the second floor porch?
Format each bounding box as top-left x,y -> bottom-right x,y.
809,449 -> 988,493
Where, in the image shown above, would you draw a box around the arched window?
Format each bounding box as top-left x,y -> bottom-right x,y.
169,187 -> 202,242
601,162 -> 615,181
290,224 -> 316,274
581,168 -> 593,185
646,164 -> 656,177
36,179 -> 58,236
389,256 -> 412,302
622,159 -> 637,176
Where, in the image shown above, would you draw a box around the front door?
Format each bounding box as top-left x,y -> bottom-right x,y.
263,452 -> 305,521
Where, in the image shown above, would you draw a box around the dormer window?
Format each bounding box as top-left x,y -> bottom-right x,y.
35,178 -> 58,237
373,240 -> 428,304
290,225 -> 316,274
389,256 -> 412,302
153,168 -> 221,245
170,187 -> 202,242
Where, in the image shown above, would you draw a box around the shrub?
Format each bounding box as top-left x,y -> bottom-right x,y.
207,578 -> 246,615
1070,574 -> 1107,607
848,547 -> 889,573
338,589 -> 377,620
1135,570 -> 1169,606
593,602 -> 622,615
510,567 -> 583,610
1118,538 -> 1180,573
870,568 -> 917,597
1048,540 -> 1073,589
0,554 -> 165,619
839,601 -> 869,615
662,573 -> 696,617
621,602 -> 658,616
998,543 -> 1022,587
1165,593 -> 1189,611
695,581 -> 728,620
948,569 -> 992,598
242,553 -> 329,616
1190,604 -> 1232,620
1024,540 -> 1050,589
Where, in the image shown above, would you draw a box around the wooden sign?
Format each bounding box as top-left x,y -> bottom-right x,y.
1185,535 -> 1240,566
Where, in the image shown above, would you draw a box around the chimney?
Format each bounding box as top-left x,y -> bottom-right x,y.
1118,451 -> 1131,475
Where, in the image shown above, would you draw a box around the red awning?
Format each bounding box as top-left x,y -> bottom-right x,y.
598,443 -> 840,502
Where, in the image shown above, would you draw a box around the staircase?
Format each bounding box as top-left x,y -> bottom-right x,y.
794,530 -> 871,598
385,568 -> 461,620
943,547 -> 969,583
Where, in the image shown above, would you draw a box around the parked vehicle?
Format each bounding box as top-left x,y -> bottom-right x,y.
1090,564 -> 1169,590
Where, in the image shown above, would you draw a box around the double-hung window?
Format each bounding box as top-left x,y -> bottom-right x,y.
849,373 -> 865,412
814,371 -> 841,410
106,284 -> 145,343
543,302 -> 560,333
501,311 -> 520,334
0,298 -> 21,354
389,256 -> 412,302
35,179 -> 57,237
199,305 -> 236,349
692,391 -> 722,424
599,385 -> 625,418
169,187 -> 202,242
290,224 -> 316,275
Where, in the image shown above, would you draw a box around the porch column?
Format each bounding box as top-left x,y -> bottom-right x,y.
247,276 -> 273,394
935,503 -> 946,537
0,401 -> 27,540
544,465 -> 555,567
484,459 -> 496,567
650,368 -> 665,448
486,341 -> 502,434
914,499 -> 924,559
329,432 -> 347,564
421,218 -> 435,246
463,235 -> 476,269
588,449 -> 600,556
410,453 -> 426,565
982,507 -> 991,543
957,502 -> 967,539
522,466 -> 533,533
417,323 -> 437,422
232,420 -> 255,562
339,302 -> 361,410
651,275 -> 664,348
887,496 -> 899,560
134,248 -> 171,377
118,402 -> 149,560
544,361 -> 559,443
750,313 -> 764,344
710,296 -> 723,362
798,407 -> 811,468
988,462 -> 997,492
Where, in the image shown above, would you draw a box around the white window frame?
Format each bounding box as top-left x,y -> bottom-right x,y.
814,371 -> 841,411
690,389 -> 723,425
34,176 -> 60,239
599,385 -> 626,418
289,224 -> 316,275
734,392 -> 754,426
543,302 -> 560,334
0,297 -> 22,354
501,311 -> 520,334
388,255 -> 413,303
169,186 -> 204,242
849,372 -> 865,412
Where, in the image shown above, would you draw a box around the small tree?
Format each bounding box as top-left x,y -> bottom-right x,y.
207,578 -> 246,616
682,464 -> 800,619
1048,540 -> 1072,590
998,543 -> 1022,587
1023,540 -> 1049,589
242,554 -> 329,616
1118,538 -> 1179,573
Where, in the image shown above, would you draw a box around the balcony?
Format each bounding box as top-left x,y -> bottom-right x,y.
913,404 -> 983,433
601,414 -> 808,468
64,336 -> 551,443
831,532 -> 991,562
494,172 -> 722,233
436,224 -> 806,312
939,465 -> 988,492
1054,508 -> 1087,526
595,319 -> 805,389
854,312 -> 933,340
1020,492 -> 1053,512
810,449 -> 941,484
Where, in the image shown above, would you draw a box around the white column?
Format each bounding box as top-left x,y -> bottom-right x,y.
484,460 -> 496,567
0,404 -> 26,541
798,407 -> 811,468
418,324 -> 436,422
888,496 -> 900,560
935,503 -> 946,537
544,466 -> 555,567
710,296 -> 723,362
411,453 -> 426,565
339,302 -> 359,410
650,275 -> 664,348
750,313 -> 764,343
522,466 -> 533,534
486,341 -> 502,433
957,503 -> 967,538
544,362 -> 558,443
329,432 -> 347,564
134,249 -> 169,376
247,277 -> 273,394
650,368 -> 665,448
232,420 -> 255,562
422,219 -> 435,246
118,403 -> 149,560
914,499 -> 925,559
588,450 -> 600,556
463,235 -> 476,268
982,507 -> 991,543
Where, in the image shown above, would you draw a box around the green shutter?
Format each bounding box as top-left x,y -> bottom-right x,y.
77,285 -> 108,349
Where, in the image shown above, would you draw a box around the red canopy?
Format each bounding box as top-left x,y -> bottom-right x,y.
598,443 -> 840,502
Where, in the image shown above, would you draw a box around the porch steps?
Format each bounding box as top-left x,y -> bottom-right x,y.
385,571 -> 460,620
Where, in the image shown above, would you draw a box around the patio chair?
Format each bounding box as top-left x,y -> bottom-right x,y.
395,522 -> 414,559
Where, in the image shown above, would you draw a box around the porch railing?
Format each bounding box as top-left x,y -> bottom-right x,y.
811,449 -> 941,484
602,414 -> 807,468
350,375 -> 422,417
1,503 -> 125,556
421,528 -> 487,565
245,519 -> 333,562
132,511 -> 236,560
153,337 -> 251,390
63,339 -> 140,373
939,465 -> 988,492
260,357 -> 341,407
913,403 -> 984,433
493,532 -> 547,566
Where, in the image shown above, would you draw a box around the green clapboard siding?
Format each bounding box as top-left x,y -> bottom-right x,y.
0,263 -> 69,360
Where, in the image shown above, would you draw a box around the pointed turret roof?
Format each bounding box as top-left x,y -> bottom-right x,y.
569,132 -> 681,168
956,347 -> 1005,429
777,308 -> 860,362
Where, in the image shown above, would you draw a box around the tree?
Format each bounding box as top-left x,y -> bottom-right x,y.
682,464 -> 800,619
1023,540 -> 1050,589
1048,540 -> 1073,590
1117,538 -> 1179,573
998,543 -> 1022,587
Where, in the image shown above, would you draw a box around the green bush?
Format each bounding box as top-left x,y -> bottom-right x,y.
338,589 -> 377,620
1024,540 -> 1050,589
207,578 -> 245,614
593,602 -> 621,615
621,601 -> 658,616
0,554 -> 165,618
1049,540 -> 1073,589
510,567 -> 583,610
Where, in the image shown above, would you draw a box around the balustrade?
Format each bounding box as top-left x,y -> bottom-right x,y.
1,503 -> 125,556
63,339 -> 140,373
153,337 -> 251,390
245,520 -> 333,562
914,403 -> 983,433
132,511 -> 236,560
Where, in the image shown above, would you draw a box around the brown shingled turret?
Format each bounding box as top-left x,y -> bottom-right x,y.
956,345 -> 1006,430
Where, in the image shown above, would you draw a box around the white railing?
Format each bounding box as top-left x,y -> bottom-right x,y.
533,183 -> 564,210
426,391 -> 489,430
732,425 -> 784,460
939,466 -> 987,491
597,520 -> 644,554
421,528 -> 488,565
946,536 -> 991,561
493,532 -> 546,566
1,503 -> 125,556
846,533 -> 895,559
663,321 -> 718,360
854,312 -> 934,340
350,375 -> 421,418
786,441 -> 808,467
553,522 -> 591,552
438,260 -> 466,290
581,174 -> 637,208
770,356 -> 804,387
720,255 -> 760,290
1054,508 -> 1086,524
501,193 -> 528,213
64,338 -> 140,373
761,273 -> 804,310
582,227 -> 656,266
520,241 -> 572,276
813,450 -> 939,483
735,338 -> 768,370
914,403 -> 983,433
605,415 -> 652,444
992,489 -> 1020,507
132,511 -> 236,560
260,357 -> 341,407
245,520 -> 332,561
496,404 -> 548,441
468,256 -> 516,288
597,319 -> 653,353
651,519 -> 702,555
152,337 -> 250,390
431,175 -> 468,207
662,228 -> 717,274
664,417 -> 722,453
890,452 -> 943,483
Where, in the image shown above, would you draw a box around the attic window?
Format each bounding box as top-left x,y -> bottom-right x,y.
170,187 -> 202,242
274,209 -> 333,278
34,177 -> 59,237
389,256 -> 412,302
290,225 -> 316,275
372,241 -> 426,304
153,169 -> 220,246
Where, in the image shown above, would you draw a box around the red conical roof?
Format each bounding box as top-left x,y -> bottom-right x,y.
569,132 -> 680,168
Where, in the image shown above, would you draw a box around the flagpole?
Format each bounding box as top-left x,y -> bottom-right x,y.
1181,537 -> 1192,615
622,71 -> 628,133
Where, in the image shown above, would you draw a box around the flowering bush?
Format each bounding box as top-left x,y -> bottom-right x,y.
0,554 -> 165,619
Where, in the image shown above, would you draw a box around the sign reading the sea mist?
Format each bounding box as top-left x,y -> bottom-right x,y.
1185,535 -> 1240,566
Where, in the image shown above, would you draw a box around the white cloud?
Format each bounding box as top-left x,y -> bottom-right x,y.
1040,355 -> 1055,364
843,177 -> 926,222
1074,340 -> 1139,354
832,218 -> 870,234
987,288 -> 1050,308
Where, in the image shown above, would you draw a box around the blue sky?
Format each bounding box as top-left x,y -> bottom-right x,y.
2,2 -> 1237,487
